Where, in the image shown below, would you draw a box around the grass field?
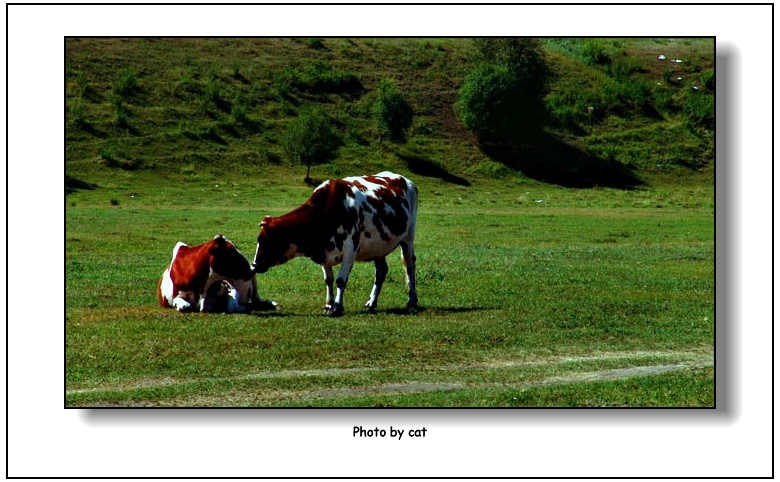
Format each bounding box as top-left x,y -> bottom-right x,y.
65,38 -> 714,407
65,175 -> 713,407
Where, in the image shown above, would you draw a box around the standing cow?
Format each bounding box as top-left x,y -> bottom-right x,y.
252,171 -> 418,316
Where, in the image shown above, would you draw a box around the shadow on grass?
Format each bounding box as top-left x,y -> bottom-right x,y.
66,175 -> 98,194
380,306 -> 494,316
480,131 -> 642,189
246,310 -> 291,318
396,153 -> 471,186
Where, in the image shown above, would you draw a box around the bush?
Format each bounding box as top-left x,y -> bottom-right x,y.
112,68 -> 138,98
111,96 -> 130,129
280,105 -> 340,180
455,38 -> 549,142
581,39 -> 611,66
373,79 -> 413,143
700,70 -> 715,91
682,90 -> 714,134
276,61 -> 361,95
305,38 -> 325,49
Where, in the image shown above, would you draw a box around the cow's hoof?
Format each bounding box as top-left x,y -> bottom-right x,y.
406,302 -> 419,314
363,303 -> 378,314
255,299 -> 278,311
324,305 -> 344,317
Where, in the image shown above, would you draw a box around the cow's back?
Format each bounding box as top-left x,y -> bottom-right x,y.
343,172 -> 417,262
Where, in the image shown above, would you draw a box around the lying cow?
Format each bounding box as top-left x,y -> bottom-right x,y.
157,234 -> 275,313
252,171 -> 418,316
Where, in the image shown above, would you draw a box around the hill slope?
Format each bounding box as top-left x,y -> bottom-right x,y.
66,37 -> 714,200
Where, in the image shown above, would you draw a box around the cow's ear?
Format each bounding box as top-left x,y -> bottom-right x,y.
259,215 -> 272,228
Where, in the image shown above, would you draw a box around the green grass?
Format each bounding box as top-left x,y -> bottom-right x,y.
66,186 -> 713,406
65,38 -> 714,407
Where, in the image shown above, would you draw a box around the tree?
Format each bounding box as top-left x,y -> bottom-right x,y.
455,38 -> 550,142
281,105 -> 340,181
373,79 -> 414,143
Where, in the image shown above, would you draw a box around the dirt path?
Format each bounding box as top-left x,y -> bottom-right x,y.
67,349 -> 712,402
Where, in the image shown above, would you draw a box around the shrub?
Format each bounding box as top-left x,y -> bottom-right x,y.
682,90 -> 714,134
112,68 -> 138,98
305,38 -> 326,49
230,103 -> 248,125
455,38 -> 549,142
111,96 -> 130,129
281,105 -> 340,180
373,79 -> 414,143
68,97 -> 88,128
276,61 -> 361,95
700,70 -> 715,91
581,39 -> 611,66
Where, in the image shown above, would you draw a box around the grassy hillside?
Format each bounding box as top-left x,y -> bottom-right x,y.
65,38 -> 714,407
66,38 -> 713,196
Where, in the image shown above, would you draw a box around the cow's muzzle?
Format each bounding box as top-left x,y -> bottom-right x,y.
251,263 -> 269,274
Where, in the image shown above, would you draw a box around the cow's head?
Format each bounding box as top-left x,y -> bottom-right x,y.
252,216 -> 295,274
208,235 -> 254,281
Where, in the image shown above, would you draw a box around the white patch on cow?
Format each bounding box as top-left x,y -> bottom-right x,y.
160,267 -> 176,306
344,175 -> 385,199
173,291 -> 196,312
171,241 -> 187,260
199,267 -> 224,312
229,278 -> 254,312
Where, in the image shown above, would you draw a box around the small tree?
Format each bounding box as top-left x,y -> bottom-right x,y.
281,105 -> 340,181
373,79 -> 414,143
455,38 -> 549,142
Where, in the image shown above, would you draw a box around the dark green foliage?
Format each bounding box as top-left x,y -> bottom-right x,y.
111,96 -> 130,129
276,60 -> 361,96
305,38 -> 326,49
682,89 -> 714,134
700,70 -> 715,91
280,105 -> 340,180
373,79 -> 414,143
68,97 -> 89,128
456,38 -> 549,142
581,39 -> 611,66
112,68 -> 138,98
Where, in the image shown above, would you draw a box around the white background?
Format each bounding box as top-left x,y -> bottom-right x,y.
5,3 -> 774,478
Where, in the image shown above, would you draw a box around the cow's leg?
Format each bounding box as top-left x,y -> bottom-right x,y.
246,277 -> 277,312
364,256 -> 388,313
173,291 -> 197,313
330,258 -> 355,317
400,241 -> 418,311
322,266 -> 335,314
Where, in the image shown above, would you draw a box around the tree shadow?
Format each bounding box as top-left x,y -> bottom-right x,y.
71,121 -> 109,138
304,176 -> 323,187
66,175 -> 98,194
480,131 -> 642,189
396,152 -> 471,186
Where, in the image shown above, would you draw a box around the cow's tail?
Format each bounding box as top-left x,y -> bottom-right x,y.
406,176 -> 419,239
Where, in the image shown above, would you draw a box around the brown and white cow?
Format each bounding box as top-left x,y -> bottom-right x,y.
252,171 -> 418,316
157,234 -> 275,313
